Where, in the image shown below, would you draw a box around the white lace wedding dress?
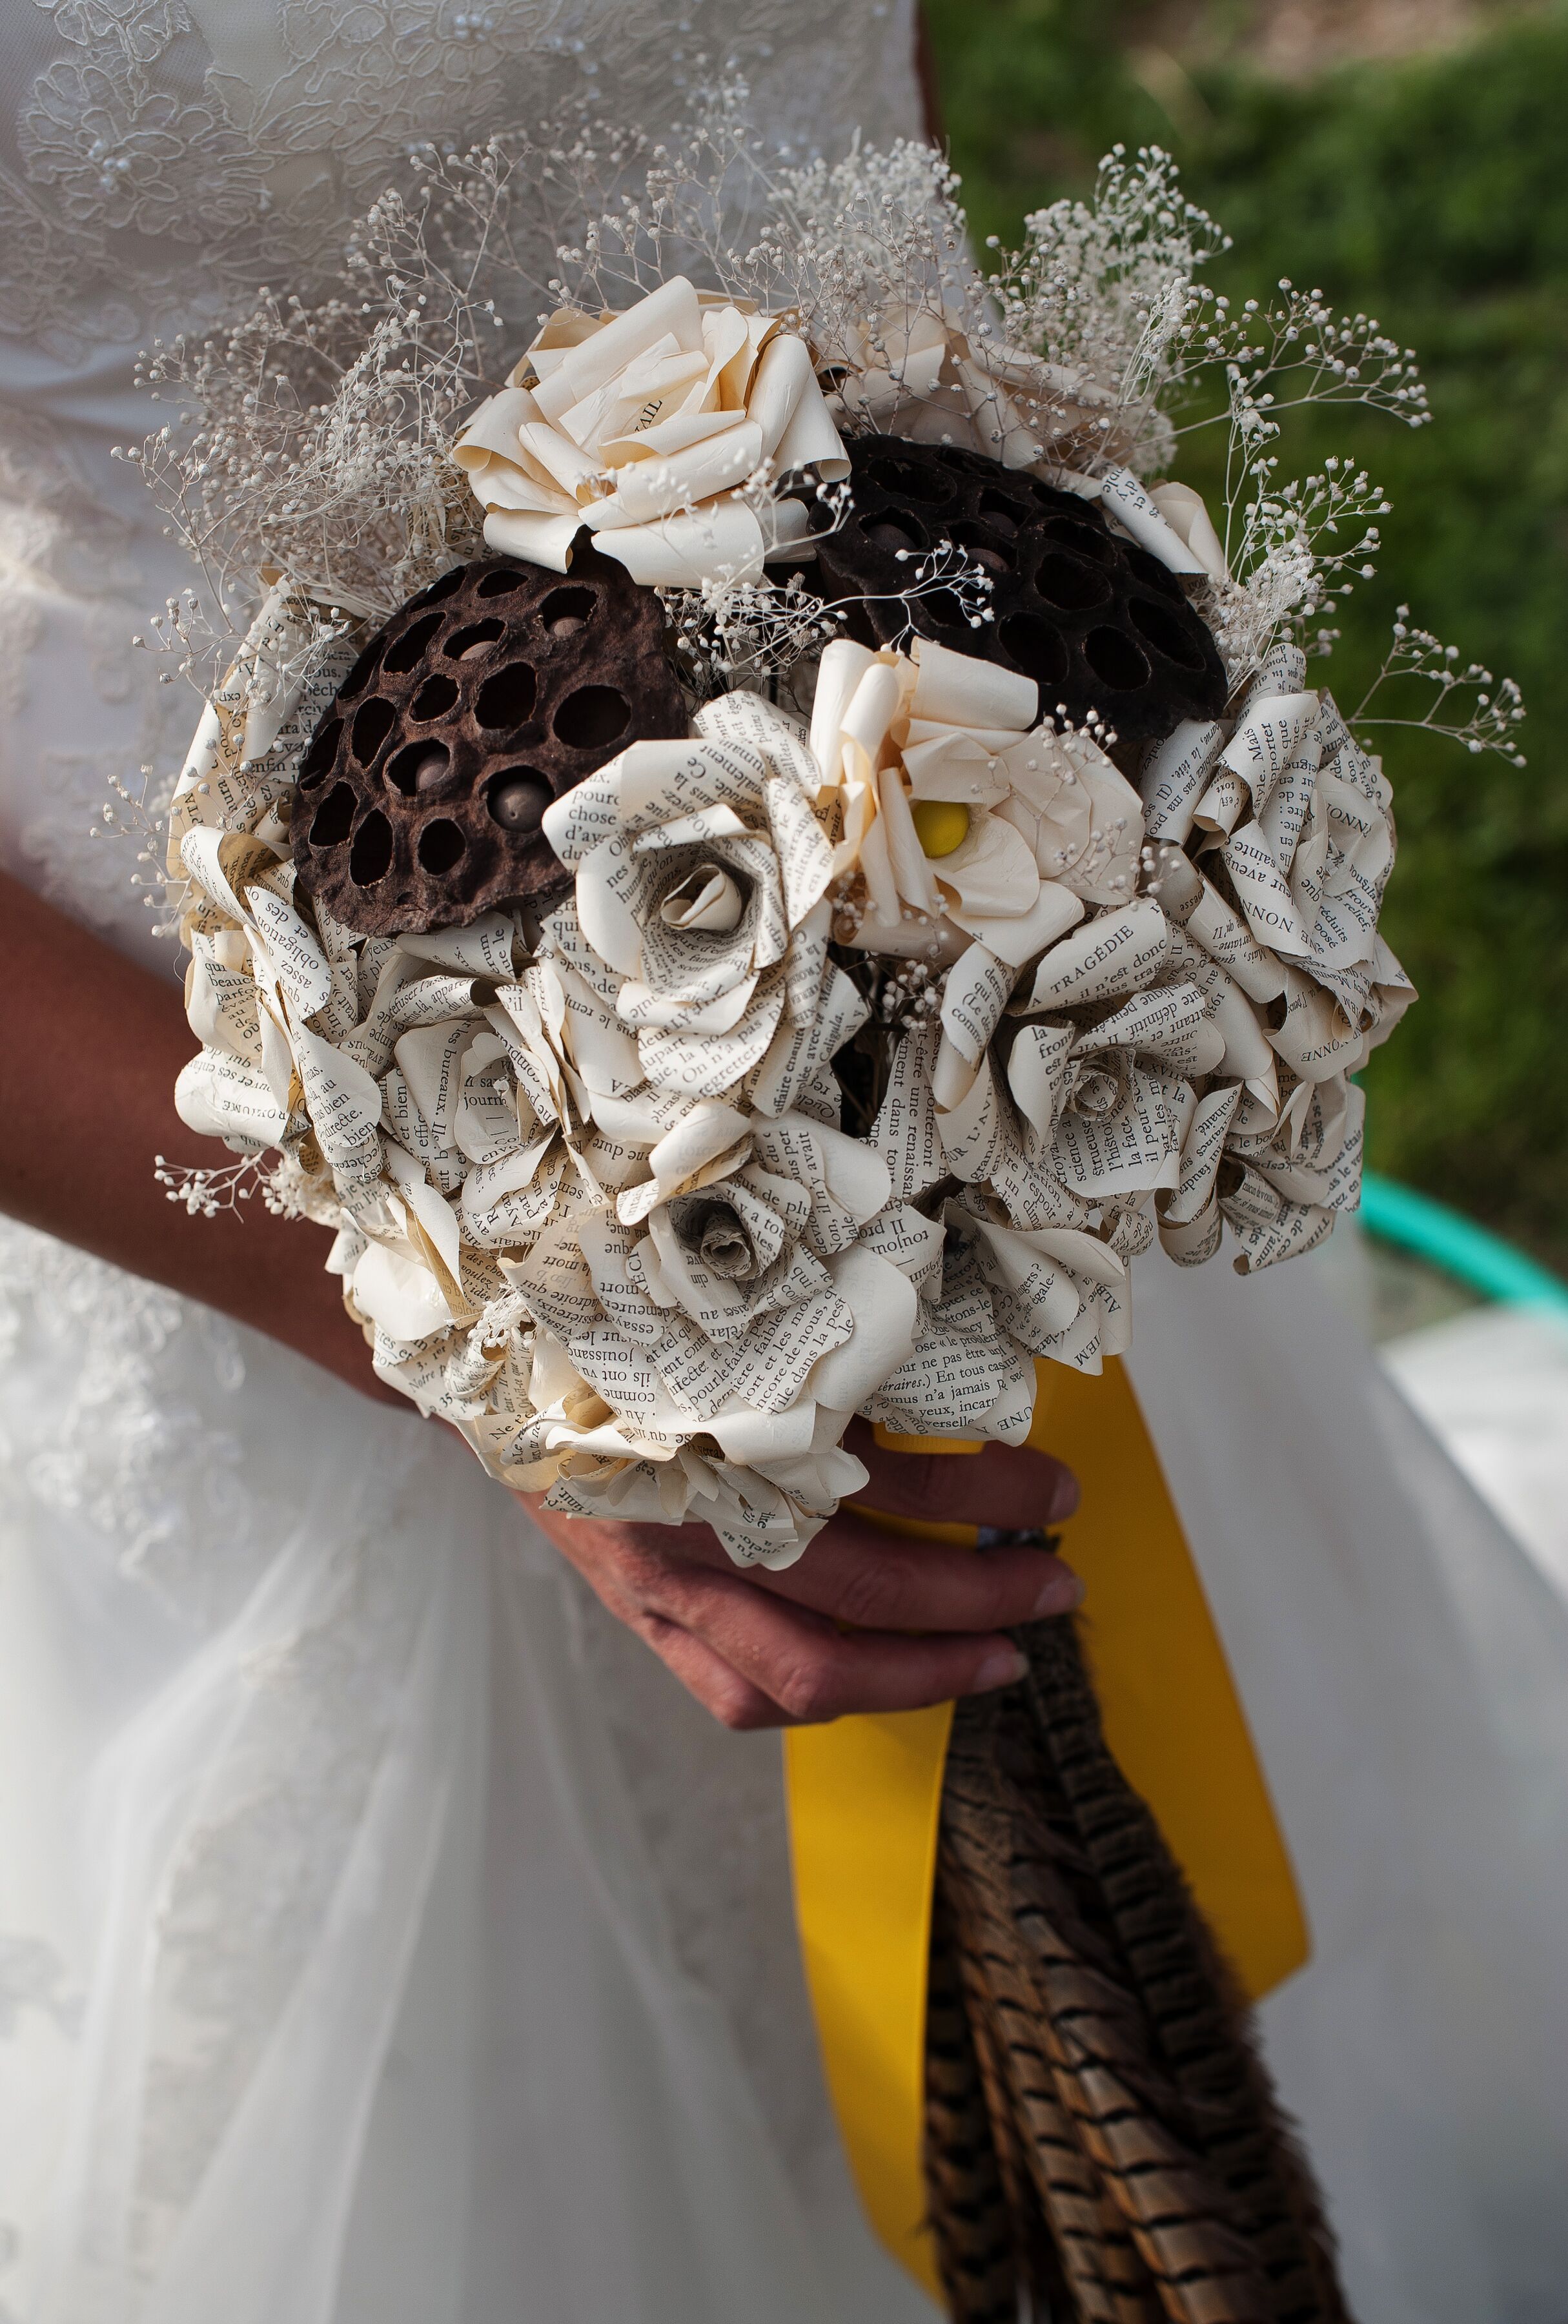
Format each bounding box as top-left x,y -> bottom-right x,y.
3,11 -> 1568,2324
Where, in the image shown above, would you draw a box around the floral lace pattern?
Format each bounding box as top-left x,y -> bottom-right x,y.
3,0 -> 919,361
0,1214 -> 260,1618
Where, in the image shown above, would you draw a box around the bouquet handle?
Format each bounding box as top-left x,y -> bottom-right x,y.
784,1358 -> 1312,2313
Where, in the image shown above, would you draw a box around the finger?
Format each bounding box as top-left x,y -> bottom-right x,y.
630,1566 -> 1028,1723
844,1421 -> 1080,1533
633,1616 -> 795,1731
522,1498 -> 1031,1720
523,1501 -> 789,1728
744,1508 -> 1083,1633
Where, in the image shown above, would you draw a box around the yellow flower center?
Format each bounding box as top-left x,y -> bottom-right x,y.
910,799 -> 971,859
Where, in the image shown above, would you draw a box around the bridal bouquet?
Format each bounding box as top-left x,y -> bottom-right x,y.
139,99 -> 1527,2324
147,112 -> 1518,1568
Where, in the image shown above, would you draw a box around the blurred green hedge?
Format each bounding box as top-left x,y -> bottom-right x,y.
926,1 -> 1568,1269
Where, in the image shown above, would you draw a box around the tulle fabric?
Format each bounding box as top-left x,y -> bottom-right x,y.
0,1219 -> 932,2324
1130,1244 -> 1568,2324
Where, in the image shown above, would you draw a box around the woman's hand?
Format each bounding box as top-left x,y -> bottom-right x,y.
523,1422 -> 1081,1729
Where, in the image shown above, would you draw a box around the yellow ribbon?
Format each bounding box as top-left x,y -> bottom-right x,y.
783,1356 -> 1307,2302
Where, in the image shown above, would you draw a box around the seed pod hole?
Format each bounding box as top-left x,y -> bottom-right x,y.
1083,627 -> 1152,693
416,818 -> 467,874
351,696 -> 396,762
977,491 -> 1029,537
382,611 -> 443,675
476,566 -> 526,598
950,521 -> 1013,576
1000,613 -> 1069,691
1035,553 -> 1111,613
309,781 -> 356,846
337,640 -> 383,703
866,513 -> 927,555
485,770 -> 553,834
1043,516 -> 1115,564
475,661 -> 538,729
445,620 -> 505,663
386,740 -> 450,796
540,586 -> 596,638
555,684 -> 629,750
414,566 -> 467,607
411,673 -> 459,720
349,810 -> 393,886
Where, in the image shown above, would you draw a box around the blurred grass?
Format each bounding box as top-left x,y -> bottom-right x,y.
924,1 -> 1568,1270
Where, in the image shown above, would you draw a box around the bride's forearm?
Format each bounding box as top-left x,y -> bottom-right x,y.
0,870 -> 398,1402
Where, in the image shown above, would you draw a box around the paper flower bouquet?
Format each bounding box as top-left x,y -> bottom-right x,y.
145,122 -> 1508,1571
137,103 -> 1523,2323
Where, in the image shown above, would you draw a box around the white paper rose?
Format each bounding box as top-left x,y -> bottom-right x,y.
809,637 -> 1148,974
497,1096 -> 917,1565
453,275 -> 849,586
541,690 -> 869,1108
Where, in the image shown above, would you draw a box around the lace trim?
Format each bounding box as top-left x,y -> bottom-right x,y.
0,1214 -> 254,1615
5,0 -> 919,363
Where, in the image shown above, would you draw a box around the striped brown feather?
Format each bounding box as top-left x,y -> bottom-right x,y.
924,1890 -> 1020,2323
923,1617 -> 1355,2324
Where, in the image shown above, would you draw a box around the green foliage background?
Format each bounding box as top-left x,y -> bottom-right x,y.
924,1 -> 1568,1269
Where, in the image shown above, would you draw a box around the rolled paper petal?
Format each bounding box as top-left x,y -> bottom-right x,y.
1095,464 -> 1209,576
948,878 -> 1083,968
451,385 -> 543,478
529,278 -> 706,423
1148,480 -> 1230,583
748,329 -> 814,458
482,507 -> 583,574
607,420 -> 766,522
932,810 -> 1039,918
590,499 -> 766,586
910,636 -> 1036,732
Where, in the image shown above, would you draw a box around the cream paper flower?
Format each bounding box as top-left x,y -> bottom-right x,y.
1137,642 -> 1414,1261
809,635 -> 1146,970
828,309 -> 1223,582
498,1097 -> 918,1565
453,275 -> 849,586
540,689 -> 868,1108
831,305 -> 1121,475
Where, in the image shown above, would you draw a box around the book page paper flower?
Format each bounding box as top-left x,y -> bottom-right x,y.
454,276 -> 849,586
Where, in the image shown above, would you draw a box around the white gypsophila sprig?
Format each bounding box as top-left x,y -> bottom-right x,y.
88,756 -> 179,936
757,139 -> 983,357
993,144 -> 1232,470
153,1151 -> 313,1221
1176,279 -> 1430,446
132,281 -> 484,639
1208,450 -> 1390,678
1355,608 -> 1527,764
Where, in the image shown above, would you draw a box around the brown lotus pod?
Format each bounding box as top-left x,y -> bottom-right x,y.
291,544 -> 687,935
802,438 -> 1227,744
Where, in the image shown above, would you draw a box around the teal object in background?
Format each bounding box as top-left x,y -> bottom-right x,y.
1361,1176 -> 1568,1318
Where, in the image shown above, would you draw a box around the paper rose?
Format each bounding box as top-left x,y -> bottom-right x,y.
810,636 -> 1148,972
453,276 -> 849,587
830,303 -> 1122,478
540,689 -> 868,1108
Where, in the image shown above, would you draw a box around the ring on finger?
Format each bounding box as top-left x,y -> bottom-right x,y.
975,1524 -> 1060,1552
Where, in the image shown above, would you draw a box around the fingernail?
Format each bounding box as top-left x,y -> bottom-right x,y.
975,1643 -> 1028,1691
1033,1567 -> 1084,1616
